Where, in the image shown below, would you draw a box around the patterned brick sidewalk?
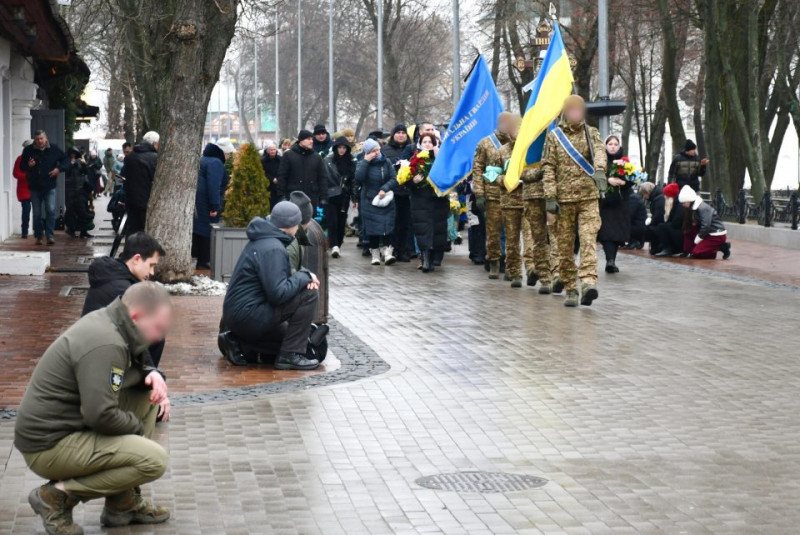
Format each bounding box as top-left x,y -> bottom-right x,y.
2,229 -> 800,533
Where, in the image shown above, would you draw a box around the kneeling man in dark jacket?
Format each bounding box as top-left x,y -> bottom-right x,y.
220,201 -> 321,370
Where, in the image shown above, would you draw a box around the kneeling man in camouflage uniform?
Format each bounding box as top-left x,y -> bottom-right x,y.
542,95 -> 607,306
15,282 -> 172,535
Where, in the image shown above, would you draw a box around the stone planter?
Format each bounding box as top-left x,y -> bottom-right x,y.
210,225 -> 248,282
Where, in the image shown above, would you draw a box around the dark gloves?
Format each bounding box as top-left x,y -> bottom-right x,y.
474,195 -> 486,212
546,198 -> 560,215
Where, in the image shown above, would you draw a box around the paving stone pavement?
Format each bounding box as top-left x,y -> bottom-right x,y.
2,238 -> 799,534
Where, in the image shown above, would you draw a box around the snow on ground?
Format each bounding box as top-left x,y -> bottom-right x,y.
159,275 -> 227,296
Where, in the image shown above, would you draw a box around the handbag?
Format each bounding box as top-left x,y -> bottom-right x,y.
372,190 -> 394,207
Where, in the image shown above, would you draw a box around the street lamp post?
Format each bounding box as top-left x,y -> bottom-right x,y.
376,0 -> 383,130
254,38 -> 259,146
297,0 -> 302,133
275,9 -> 280,142
597,0 -> 610,137
329,0 -> 335,131
452,0 -> 460,108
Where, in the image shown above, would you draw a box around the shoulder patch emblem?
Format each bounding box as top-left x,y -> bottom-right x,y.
110,367 -> 125,392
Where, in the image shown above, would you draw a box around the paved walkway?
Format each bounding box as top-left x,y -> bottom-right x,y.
1,225 -> 799,533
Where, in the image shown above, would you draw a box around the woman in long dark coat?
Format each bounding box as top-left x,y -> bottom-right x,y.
407,133 -> 450,272
324,137 -> 355,258
355,139 -> 397,266
597,135 -> 631,273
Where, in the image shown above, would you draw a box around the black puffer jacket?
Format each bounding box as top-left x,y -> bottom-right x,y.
277,144 -> 328,208
20,143 -> 68,192
123,142 -> 158,211
668,151 -> 706,192
223,217 -> 313,339
82,257 -> 138,317
647,185 -> 665,226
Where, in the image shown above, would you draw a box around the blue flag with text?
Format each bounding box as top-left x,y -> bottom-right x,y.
429,55 -> 504,195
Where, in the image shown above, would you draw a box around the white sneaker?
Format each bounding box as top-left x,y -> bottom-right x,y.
331,246 -> 340,258
370,249 -> 381,265
383,245 -> 396,265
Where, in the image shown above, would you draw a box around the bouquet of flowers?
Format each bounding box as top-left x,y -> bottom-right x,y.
396,150 -> 434,187
607,156 -> 647,194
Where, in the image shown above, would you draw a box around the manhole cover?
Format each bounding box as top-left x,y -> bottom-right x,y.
415,472 -> 547,493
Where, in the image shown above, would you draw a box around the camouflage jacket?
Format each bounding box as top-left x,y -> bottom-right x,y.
521,167 -> 544,200
497,141 -> 524,209
541,121 -> 607,203
472,130 -> 511,201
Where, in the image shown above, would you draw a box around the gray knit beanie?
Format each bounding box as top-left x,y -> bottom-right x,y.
270,201 -> 302,228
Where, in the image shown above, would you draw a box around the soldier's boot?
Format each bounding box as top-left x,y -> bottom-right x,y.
551,277 -> 565,294
538,282 -> 552,295
526,268 -> 538,287
28,484 -> 84,535
488,261 -> 500,279
564,290 -> 579,307
101,487 -> 170,527
510,276 -> 523,288
580,284 -> 599,307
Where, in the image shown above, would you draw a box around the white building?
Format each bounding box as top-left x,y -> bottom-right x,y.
0,1 -> 90,242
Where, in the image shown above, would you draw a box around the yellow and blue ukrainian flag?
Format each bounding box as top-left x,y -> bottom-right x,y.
504,22 -> 574,191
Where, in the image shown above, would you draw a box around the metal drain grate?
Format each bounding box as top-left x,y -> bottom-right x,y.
60,286 -> 90,297
90,241 -> 114,246
415,472 -> 547,493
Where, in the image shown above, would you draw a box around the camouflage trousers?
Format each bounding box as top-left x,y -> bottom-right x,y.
555,199 -> 601,292
487,200 -> 533,272
485,199 -> 503,263
524,199 -> 559,284
499,208 -> 534,278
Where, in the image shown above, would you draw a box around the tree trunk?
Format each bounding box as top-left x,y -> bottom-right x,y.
118,0 -> 238,281
106,63 -> 124,138
490,0 -> 505,81
655,0 -> 687,155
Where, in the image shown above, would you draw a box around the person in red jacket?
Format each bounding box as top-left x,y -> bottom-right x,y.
13,139 -> 33,238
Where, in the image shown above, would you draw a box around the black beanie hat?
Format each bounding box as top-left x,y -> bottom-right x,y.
297,129 -> 313,142
313,124 -> 327,135
684,139 -> 697,151
392,123 -> 407,134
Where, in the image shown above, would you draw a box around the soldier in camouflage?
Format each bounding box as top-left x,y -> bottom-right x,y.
496,116 -> 526,287
542,95 -> 607,307
522,166 -> 563,294
472,112 -> 515,280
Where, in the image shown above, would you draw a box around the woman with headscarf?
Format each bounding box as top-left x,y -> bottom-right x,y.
324,136 -> 356,258
403,133 -> 450,272
355,138 -> 397,265
596,135 -> 630,273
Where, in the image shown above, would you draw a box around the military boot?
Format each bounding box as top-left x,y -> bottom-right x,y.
564,290 -> 579,307
551,277 -> 564,294
580,284 -> 599,306
101,487 -> 170,527
488,261 -> 500,279
526,269 -> 538,287
538,282 -> 552,295
510,276 -> 522,288
28,484 -> 84,535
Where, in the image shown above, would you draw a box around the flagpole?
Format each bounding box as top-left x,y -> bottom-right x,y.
597,0 -> 610,137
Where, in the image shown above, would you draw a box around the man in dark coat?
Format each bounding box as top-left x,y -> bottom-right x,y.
668,139 -> 708,192
82,233 -> 168,373
192,139 -> 234,270
219,201 -> 321,371
260,140 -> 282,210
277,130 -> 329,209
20,130 -> 69,245
381,124 -> 415,262
312,124 -> 333,157
123,132 -> 160,236
639,182 -> 665,253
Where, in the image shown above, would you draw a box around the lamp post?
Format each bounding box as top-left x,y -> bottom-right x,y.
376,0 -> 383,130
275,9 -> 280,142
452,0 -> 460,108
328,0 -> 335,131
597,0 -> 610,137
254,38 -> 259,146
297,0 -> 302,133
